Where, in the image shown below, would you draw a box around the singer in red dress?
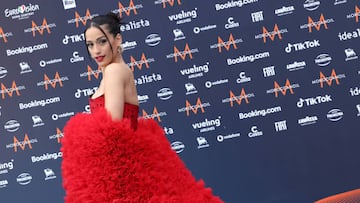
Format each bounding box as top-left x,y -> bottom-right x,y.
60,12 -> 224,203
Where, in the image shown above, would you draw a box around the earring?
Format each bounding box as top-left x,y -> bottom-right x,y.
118,45 -> 123,53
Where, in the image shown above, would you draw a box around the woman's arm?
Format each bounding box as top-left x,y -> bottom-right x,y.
103,63 -> 129,120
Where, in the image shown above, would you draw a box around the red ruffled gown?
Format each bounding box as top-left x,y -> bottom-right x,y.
61,95 -> 224,203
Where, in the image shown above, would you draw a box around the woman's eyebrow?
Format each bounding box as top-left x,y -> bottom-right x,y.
96,36 -> 106,41
86,35 -> 106,42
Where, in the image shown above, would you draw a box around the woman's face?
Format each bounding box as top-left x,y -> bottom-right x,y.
85,25 -> 120,67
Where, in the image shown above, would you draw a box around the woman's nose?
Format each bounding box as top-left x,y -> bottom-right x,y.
92,44 -> 101,53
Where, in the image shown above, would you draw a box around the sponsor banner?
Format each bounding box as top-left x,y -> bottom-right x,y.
0,0 -> 359,202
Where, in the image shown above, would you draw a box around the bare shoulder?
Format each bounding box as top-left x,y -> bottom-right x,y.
104,63 -> 132,79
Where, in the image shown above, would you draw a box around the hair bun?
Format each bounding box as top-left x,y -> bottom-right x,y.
106,12 -> 121,24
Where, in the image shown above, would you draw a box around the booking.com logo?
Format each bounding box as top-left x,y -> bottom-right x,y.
18,97 -> 61,110
31,152 -> 62,163
6,43 -> 48,56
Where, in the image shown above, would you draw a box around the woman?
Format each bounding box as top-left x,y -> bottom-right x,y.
61,12 -> 224,203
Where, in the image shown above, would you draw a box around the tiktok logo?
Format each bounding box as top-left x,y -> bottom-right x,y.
357,104 -> 360,117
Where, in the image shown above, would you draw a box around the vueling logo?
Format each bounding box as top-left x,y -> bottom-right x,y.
307,13 -> 330,33
162,0 -> 182,8
142,106 -> 166,122
42,72 -> 64,90
31,18 -> 52,37
74,9 -> 93,28
217,33 -> 238,53
273,79 -> 295,97
228,88 -> 250,107
1,81 -> 22,99
118,0 -> 139,18
129,53 -> 154,71
0,27 -> 8,43
261,24 -> 283,43
319,69 -> 340,88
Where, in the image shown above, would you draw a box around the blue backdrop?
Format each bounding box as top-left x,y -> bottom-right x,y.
0,0 -> 360,202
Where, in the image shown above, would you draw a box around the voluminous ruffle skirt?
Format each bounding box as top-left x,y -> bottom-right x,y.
61,108 -> 224,203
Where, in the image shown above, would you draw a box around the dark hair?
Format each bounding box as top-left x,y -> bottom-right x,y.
84,12 -> 124,59
88,12 -> 122,36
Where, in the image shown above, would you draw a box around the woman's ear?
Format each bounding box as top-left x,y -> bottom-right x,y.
116,34 -> 122,45
116,34 -> 123,53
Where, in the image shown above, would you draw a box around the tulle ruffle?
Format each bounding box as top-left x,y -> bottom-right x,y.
61,108 -> 223,203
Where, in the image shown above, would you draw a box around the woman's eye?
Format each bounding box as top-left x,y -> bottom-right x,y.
99,39 -> 107,44
86,43 -> 93,48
